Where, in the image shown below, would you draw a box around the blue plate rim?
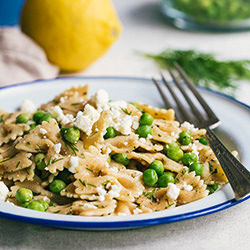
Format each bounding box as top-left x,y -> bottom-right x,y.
0,76 -> 249,229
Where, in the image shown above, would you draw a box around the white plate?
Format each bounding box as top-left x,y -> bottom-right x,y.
0,76 -> 249,230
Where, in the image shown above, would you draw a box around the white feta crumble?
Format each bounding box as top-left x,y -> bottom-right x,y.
132,116 -> 139,130
48,106 -> 74,125
44,167 -> 49,171
54,143 -> 62,154
108,184 -> 121,198
39,128 -> 47,135
0,181 -> 9,202
117,212 -> 127,216
119,115 -> 133,135
147,134 -> 153,139
96,186 -> 107,202
43,196 -> 51,203
139,138 -> 146,143
68,156 -> 79,173
133,208 -> 143,215
181,121 -> 198,132
191,141 -> 199,157
74,104 -> 100,135
83,203 -> 97,209
184,185 -> 193,191
20,99 -> 37,113
91,89 -> 109,111
167,183 -> 180,200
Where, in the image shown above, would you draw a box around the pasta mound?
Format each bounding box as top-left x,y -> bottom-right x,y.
0,85 -> 228,216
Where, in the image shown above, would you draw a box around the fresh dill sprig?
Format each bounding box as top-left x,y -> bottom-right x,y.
64,140 -> 79,156
144,49 -> 250,96
121,108 -> 132,115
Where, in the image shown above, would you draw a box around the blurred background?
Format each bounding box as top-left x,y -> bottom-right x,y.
0,0 -> 250,106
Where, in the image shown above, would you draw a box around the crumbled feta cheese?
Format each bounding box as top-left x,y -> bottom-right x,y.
39,128 -> 47,135
74,104 -> 100,135
109,184 -> 121,198
54,143 -> 62,154
133,208 -> 143,215
0,181 -> 9,202
123,141 -> 128,146
68,156 -> 79,173
184,185 -> 193,191
20,99 -> 37,113
147,134 -> 153,139
109,100 -> 127,109
83,203 -> 97,209
181,121 -> 198,132
117,212 -> 127,216
119,115 -> 133,135
96,186 -> 107,202
132,116 -> 139,130
44,167 -> 49,171
139,138 -> 146,143
91,89 -> 109,111
43,196 -> 50,203
167,183 -> 180,200
191,142 -> 199,157
48,106 -> 74,125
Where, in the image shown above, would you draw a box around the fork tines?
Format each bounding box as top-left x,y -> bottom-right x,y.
153,63 -> 221,129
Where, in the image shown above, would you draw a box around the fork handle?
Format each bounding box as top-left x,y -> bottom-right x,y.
206,128 -> 250,200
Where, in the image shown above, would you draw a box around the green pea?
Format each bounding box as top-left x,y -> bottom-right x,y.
35,153 -> 46,171
143,169 -> 158,187
189,162 -> 203,176
33,111 -> 45,124
16,188 -> 33,203
149,160 -> 164,176
27,201 -> 45,212
112,153 -> 130,166
39,113 -> 52,124
166,146 -> 184,162
21,201 -> 30,208
158,172 -> 175,187
61,127 -> 80,144
29,123 -> 36,131
178,130 -> 192,145
104,127 -> 117,139
182,152 -> 198,166
16,113 -> 30,124
40,201 -> 49,211
207,184 -> 219,194
199,137 -> 208,145
49,179 -> 66,194
163,143 -> 179,155
139,112 -> 154,126
57,169 -> 72,185
137,125 -> 153,138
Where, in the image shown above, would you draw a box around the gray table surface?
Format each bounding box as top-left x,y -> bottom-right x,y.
1,0 -> 250,249
1,198 -> 250,250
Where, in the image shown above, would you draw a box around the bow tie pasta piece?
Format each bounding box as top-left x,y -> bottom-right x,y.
2,162 -> 35,182
102,134 -> 139,154
175,167 -> 209,204
134,101 -> 175,120
0,112 -> 30,146
128,152 -> 183,173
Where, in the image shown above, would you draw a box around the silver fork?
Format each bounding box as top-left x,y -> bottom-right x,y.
153,63 -> 250,200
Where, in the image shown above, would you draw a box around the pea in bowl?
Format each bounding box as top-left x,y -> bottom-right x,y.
161,0 -> 250,31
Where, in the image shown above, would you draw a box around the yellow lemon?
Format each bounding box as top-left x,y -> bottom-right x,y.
20,0 -> 121,72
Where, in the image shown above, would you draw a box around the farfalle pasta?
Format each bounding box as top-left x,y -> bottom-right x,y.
0,85 -> 228,216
